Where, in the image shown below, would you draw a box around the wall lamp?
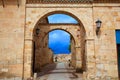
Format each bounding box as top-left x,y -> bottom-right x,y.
96,19 -> 102,35
36,27 -> 40,36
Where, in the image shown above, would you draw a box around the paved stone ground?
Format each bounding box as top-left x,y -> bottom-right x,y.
36,62 -> 83,80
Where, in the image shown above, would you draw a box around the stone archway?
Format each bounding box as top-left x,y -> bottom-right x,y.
24,10 -> 94,79
33,24 -> 85,70
41,29 -> 76,66
37,28 -> 77,69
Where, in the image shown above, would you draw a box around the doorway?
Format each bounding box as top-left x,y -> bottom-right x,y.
32,42 -> 35,73
116,30 -> 120,78
117,44 -> 120,78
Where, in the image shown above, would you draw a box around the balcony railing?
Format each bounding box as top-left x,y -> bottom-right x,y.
26,0 -> 93,4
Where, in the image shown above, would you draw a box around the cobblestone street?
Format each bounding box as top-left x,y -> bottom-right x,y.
36,63 -> 83,80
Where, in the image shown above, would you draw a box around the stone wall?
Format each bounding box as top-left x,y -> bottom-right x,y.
83,4 -> 120,80
0,0 -> 25,79
93,5 -> 120,79
0,1 -> 120,80
34,34 -> 53,72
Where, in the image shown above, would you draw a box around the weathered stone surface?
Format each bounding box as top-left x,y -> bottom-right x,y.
0,0 -> 25,79
0,1 -> 120,80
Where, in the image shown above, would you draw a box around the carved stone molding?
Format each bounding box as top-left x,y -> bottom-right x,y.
1,0 -> 20,7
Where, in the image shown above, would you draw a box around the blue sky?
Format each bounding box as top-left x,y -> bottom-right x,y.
48,14 -> 78,24
49,30 -> 70,54
48,14 -> 77,54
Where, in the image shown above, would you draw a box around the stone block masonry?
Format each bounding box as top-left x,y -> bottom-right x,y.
0,0 -> 25,79
0,0 -> 120,80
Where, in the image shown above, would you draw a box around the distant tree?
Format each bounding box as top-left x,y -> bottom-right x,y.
68,44 -> 71,52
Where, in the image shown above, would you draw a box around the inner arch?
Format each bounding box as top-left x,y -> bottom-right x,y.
49,30 -> 71,54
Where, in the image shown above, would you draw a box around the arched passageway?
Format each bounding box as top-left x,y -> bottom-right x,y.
24,11 -> 86,78
32,12 -> 86,74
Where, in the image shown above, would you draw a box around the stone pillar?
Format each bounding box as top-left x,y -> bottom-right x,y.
23,40 -> 33,79
71,38 -> 76,68
84,39 -> 96,79
75,46 -> 82,72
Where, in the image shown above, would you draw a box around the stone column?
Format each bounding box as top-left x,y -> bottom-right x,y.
75,46 -> 82,72
23,39 -> 33,79
84,39 -> 96,79
71,38 -> 76,67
